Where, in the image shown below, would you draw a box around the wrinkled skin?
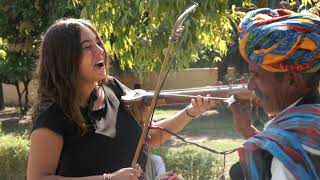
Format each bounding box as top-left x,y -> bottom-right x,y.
229,62 -> 309,138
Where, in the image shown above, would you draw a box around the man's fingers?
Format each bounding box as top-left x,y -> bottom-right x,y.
229,101 -> 241,114
230,99 -> 252,113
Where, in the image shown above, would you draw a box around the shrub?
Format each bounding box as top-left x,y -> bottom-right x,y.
0,131 -> 224,180
152,147 -> 224,180
0,134 -> 29,180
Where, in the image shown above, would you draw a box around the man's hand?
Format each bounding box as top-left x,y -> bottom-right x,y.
229,99 -> 259,139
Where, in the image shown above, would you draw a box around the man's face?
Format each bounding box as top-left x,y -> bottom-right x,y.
247,63 -> 292,114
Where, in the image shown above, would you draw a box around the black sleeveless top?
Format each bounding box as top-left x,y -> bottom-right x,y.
33,77 -> 142,177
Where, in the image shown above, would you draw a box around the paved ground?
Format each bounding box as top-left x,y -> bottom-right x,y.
0,107 -> 21,122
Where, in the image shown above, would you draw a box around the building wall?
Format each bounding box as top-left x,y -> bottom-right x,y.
3,81 -> 37,106
141,68 -> 218,90
3,68 -> 219,106
115,68 -> 219,90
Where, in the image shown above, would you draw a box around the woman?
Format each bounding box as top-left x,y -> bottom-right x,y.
27,18 -> 214,180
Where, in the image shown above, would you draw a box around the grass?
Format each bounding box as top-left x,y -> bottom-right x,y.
154,106 -> 243,139
0,106 -> 259,179
153,107 -> 245,177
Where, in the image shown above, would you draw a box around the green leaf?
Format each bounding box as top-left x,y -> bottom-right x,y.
0,50 -> 6,59
213,56 -> 222,62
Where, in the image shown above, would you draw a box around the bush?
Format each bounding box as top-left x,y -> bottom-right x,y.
0,131 -> 224,180
0,133 -> 29,180
152,147 -> 224,180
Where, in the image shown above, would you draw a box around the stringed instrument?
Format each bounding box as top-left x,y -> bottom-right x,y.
121,84 -> 253,107
122,83 -> 254,180
128,3 -> 252,171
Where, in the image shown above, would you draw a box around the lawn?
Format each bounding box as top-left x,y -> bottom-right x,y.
153,107 -> 245,177
0,106 -> 253,179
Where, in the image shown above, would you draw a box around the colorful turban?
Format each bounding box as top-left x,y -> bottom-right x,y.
238,8 -> 320,73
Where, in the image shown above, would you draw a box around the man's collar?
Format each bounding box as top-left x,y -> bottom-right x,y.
296,89 -> 320,105
264,97 -> 303,129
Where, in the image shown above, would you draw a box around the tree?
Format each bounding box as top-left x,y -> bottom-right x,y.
0,45 -> 5,110
0,0 -> 80,114
73,0 -> 238,76
0,83 -> 3,110
0,0 -> 313,113
0,41 -> 6,110
73,0 -> 312,77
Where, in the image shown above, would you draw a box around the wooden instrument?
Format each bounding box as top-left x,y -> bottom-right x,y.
121,84 -> 253,107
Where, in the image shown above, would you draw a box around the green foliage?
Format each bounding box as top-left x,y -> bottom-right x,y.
0,53 -> 33,84
189,46 -> 220,68
0,50 -> 6,59
0,138 -> 224,180
0,0 -> 80,112
0,0 -> 80,72
73,0 -> 238,74
152,147 -> 223,180
301,0 -> 313,5
74,0 -> 308,75
0,133 -> 29,180
0,0 -> 80,46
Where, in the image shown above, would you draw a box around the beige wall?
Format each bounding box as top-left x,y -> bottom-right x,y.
3,68 -> 218,106
3,81 -> 37,106
116,68 -> 218,90
142,68 -> 218,90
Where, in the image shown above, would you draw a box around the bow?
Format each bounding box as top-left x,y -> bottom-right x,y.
131,3 -> 198,167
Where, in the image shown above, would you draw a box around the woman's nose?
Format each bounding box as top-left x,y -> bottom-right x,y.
94,43 -> 104,56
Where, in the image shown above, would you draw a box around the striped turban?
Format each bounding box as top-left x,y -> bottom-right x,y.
238,8 -> 320,73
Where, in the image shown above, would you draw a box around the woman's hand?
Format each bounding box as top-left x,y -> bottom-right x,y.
110,164 -> 142,180
185,94 -> 219,117
159,171 -> 185,180
229,99 -> 259,139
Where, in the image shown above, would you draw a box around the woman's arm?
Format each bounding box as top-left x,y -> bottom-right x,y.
28,128 -> 66,180
149,95 -> 214,147
27,128 -> 141,180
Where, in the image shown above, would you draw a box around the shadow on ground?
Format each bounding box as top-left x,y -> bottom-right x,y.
0,107 -> 30,135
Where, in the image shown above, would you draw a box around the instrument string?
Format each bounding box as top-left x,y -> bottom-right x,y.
149,125 -> 238,155
127,102 -> 242,178
150,124 -> 238,177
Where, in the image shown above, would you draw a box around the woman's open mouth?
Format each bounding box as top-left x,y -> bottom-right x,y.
95,60 -> 105,68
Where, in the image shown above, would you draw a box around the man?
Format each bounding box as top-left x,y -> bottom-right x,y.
229,8 -> 320,180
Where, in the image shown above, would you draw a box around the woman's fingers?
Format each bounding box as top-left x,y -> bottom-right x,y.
112,166 -> 143,180
187,94 -> 218,116
133,164 -> 142,177
136,164 -> 143,174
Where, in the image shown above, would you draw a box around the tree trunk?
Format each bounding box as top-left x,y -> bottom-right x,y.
12,79 -> 31,115
0,82 -> 4,110
254,0 -> 267,8
23,80 -> 30,112
14,82 -> 24,114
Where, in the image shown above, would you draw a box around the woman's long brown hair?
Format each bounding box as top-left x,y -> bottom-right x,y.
30,18 -> 109,133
